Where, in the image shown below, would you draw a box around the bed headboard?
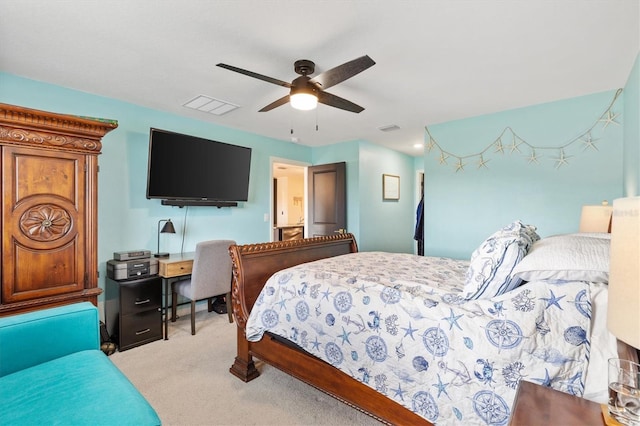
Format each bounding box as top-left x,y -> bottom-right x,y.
228,233 -> 358,328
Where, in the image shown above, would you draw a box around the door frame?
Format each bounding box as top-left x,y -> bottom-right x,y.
415,169 -> 424,255
270,157 -> 310,241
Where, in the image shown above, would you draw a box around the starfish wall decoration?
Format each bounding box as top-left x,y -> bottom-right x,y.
425,88 -> 622,172
554,149 -> 572,169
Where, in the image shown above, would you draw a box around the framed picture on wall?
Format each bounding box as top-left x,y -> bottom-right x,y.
382,174 -> 400,200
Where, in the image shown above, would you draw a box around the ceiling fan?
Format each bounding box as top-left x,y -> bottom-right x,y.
216,55 -> 375,113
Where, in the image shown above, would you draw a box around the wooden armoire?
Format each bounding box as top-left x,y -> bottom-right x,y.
0,103 -> 117,316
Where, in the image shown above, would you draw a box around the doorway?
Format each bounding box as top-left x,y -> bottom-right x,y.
270,159 -> 347,242
272,160 -> 307,241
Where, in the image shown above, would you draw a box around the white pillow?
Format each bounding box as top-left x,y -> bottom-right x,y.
560,232 -> 611,239
463,221 -> 539,300
511,234 -> 610,283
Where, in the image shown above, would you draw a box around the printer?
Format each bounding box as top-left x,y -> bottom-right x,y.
107,250 -> 158,281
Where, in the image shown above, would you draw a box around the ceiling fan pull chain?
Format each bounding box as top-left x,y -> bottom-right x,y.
291,112 -> 295,137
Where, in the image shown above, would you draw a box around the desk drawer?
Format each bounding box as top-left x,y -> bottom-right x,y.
160,260 -> 192,277
119,309 -> 162,351
120,277 -> 162,315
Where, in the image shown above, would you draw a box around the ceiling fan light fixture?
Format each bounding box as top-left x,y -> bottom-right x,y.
290,92 -> 318,111
218,55 -> 374,113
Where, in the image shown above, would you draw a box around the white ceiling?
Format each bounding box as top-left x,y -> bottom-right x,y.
1,1 -> 638,156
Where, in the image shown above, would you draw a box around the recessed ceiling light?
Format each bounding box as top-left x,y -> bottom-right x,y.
183,95 -> 239,116
414,143 -> 424,149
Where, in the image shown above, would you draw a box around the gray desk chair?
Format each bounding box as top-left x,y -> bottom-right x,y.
171,239 -> 236,335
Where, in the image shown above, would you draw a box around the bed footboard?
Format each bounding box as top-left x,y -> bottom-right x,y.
227,233 -> 431,424
227,233 -> 440,424
228,233 -> 358,381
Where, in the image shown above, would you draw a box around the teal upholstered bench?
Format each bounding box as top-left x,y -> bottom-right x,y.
0,302 -> 161,425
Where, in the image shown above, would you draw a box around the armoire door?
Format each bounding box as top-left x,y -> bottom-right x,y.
2,146 -> 88,303
0,102 -> 116,316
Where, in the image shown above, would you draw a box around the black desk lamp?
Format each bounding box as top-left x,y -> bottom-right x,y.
154,219 -> 175,258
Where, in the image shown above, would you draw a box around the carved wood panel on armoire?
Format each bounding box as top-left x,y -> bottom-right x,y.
0,104 -> 117,316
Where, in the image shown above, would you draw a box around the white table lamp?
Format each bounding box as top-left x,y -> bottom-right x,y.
607,196 -> 640,350
579,201 -> 613,233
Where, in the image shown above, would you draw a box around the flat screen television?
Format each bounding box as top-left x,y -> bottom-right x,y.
146,128 -> 252,206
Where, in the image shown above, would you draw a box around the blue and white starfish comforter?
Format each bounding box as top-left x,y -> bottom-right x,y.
245,252 -> 592,425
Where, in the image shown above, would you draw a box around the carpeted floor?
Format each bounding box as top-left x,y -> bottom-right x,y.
109,306 -> 382,426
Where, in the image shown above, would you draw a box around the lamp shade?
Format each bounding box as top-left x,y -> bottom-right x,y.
155,218 -> 175,258
607,196 -> 640,349
160,220 -> 175,234
579,202 -> 613,232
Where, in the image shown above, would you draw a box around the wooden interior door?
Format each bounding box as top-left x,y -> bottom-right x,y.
307,162 -> 346,237
2,146 -> 87,304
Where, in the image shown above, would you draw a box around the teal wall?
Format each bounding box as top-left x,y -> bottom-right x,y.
0,73 -> 310,303
423,90 -> 625,259
2,58 -> 638,296
358,141 -> 416,253
311,140 -> 418,253
0,72 -> 420,303
623,53 -> 640,196
311,140 -> 362,244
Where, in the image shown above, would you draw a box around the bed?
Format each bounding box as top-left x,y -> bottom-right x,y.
228,223 -> 635,425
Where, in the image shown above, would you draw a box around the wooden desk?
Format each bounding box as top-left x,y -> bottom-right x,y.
157,252 -> 194,340
510,380 -> 605,425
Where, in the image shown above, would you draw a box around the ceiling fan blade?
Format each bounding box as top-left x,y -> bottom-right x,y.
259,95 -> 290,112
217,63 -> 292,88
309,55 -> 375,90
317,91 -> 365,113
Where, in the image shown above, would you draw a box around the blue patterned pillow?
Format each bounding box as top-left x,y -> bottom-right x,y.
463,221 -> 539,300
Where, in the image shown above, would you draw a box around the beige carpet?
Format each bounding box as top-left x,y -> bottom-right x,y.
110,306 -> 382,426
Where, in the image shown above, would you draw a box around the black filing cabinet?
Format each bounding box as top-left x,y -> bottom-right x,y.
105,276 -> 163,351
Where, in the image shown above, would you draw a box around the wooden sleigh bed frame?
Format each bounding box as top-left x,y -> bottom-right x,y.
228,233 -> 639,425
228,233 -> 431,425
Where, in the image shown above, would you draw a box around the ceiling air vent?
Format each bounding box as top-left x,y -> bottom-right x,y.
378,124 -> 400,132
183,95 -> 239,116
